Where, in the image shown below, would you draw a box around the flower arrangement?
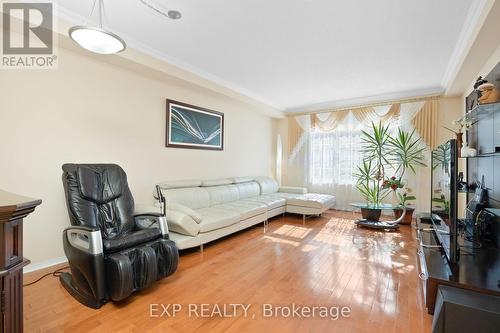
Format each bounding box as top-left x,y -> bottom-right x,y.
382,176 -> 403,191
443,117 -> 473,134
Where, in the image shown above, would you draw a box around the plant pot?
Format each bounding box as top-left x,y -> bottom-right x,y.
393,207 -> 415,225
360,208 -> 381,221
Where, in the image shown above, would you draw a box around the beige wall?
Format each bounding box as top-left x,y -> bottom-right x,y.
0,41 -> 276,267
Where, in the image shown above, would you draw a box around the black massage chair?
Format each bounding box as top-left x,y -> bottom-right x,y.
60,163 -> 178,308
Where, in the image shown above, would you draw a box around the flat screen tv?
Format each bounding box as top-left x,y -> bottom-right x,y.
431,139 -> 459,263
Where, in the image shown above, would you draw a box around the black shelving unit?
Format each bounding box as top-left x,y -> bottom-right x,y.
463,101 -> 500,206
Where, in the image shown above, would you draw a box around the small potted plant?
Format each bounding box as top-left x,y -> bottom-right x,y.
382,176 -> 404,206
443,117 -> 474,157
393,187 -> 416,224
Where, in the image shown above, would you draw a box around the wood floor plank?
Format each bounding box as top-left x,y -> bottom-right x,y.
23,210 -> 432,332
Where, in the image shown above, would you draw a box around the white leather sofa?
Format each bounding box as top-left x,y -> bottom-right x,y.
155,177 -> 335,250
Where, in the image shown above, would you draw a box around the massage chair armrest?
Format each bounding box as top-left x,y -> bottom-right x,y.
62,226 -> 107,304
279,186 -> 307,194
134,213 -> 169,239
136,186 -> 169,238
63,226 -> 103,255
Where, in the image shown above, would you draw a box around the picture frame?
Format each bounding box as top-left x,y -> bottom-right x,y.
166,99 -> 224,150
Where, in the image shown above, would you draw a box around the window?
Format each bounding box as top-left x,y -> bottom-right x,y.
308,118 -> 363,186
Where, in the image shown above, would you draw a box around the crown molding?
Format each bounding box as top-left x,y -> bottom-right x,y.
284,87 -> 444,114
441,0 -> 493,93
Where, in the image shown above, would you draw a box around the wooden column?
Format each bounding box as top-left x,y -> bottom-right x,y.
0,190 -> 41,333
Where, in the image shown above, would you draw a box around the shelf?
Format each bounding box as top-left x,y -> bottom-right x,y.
459,150 -> 500,159
461,102 -> 500,123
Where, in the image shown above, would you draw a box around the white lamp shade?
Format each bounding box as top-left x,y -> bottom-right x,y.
69,26 -> 126,54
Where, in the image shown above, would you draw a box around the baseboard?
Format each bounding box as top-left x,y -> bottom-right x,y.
23,256 -> 68,274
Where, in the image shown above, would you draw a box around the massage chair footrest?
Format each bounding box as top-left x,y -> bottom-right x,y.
106,239 -> 179,302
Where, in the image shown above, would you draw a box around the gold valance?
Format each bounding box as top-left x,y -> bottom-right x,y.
309,103 -> 401,132
287,98 -> 439,154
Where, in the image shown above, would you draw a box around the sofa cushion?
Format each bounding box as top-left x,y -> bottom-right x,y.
158,179 -> 202,189
234,181 -> 260,200
166,211 -> 200,237
168,203 -> 202,223
230,177 -> 254,184
205,185 -> 240,206
268,192 -> 303,200
201,178 -> 233,187
215,201 -> 267,220
244,195 -> 286,210
287,193 -> 336,209
254,177 -> 279,195
196,207 -> 240,233
162,187 -> 210,209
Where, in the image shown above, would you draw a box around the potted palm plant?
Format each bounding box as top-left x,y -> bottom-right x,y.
387,128 -> 427,224
353,122 -> 391,220
354,122 -> 426,224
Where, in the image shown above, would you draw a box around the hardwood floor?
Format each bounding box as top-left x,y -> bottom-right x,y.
23,210 -> 432,332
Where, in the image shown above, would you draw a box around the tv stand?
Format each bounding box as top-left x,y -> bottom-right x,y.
416,216 -> 500,314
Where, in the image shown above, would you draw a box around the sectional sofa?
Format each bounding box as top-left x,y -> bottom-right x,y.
155,177 -> 335,250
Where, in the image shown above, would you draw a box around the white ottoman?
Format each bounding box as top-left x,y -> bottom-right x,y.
286,193 -> 336,224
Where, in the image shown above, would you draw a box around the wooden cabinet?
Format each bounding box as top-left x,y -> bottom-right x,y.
0,191 -> 41,333
416,217 -> 500,314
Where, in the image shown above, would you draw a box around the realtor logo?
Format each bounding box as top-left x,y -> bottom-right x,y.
1,2 -> 57,68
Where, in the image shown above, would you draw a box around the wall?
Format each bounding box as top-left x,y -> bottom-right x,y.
0,40 -> 276,268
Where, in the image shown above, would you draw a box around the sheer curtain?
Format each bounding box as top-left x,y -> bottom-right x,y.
306,113 -> 365,210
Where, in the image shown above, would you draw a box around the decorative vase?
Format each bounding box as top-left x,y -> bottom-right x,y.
390,190 -> 399,207
393,207 -> 415,225
456,132 -> 463,157
461,138 -> 477,157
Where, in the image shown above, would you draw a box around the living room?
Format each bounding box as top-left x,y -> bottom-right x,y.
1,0 -> 500,332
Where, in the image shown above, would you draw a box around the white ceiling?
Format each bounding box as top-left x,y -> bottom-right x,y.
54,0 -> 482,112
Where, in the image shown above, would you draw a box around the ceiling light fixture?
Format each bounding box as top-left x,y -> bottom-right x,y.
68,0 -> 126,55
139,0 -> 182,20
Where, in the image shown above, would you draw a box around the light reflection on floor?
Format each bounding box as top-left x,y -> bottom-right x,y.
261,213 -> 420,319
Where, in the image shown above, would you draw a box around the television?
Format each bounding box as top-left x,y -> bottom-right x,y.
431,139 -> 459,263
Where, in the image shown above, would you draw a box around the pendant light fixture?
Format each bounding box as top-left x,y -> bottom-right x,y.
69,0 -> 126,55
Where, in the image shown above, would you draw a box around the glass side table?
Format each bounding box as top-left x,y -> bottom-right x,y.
350,203 -> 406,230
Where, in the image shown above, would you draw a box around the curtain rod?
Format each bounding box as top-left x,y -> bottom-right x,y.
286,94 -> 442,117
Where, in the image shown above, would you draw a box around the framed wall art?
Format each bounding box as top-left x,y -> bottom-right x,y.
166,99 -> 224,150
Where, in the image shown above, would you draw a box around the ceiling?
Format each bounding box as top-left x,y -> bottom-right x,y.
54,0 -> 484,112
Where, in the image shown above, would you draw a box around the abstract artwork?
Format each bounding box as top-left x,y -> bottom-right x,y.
166,99 -> 224,150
